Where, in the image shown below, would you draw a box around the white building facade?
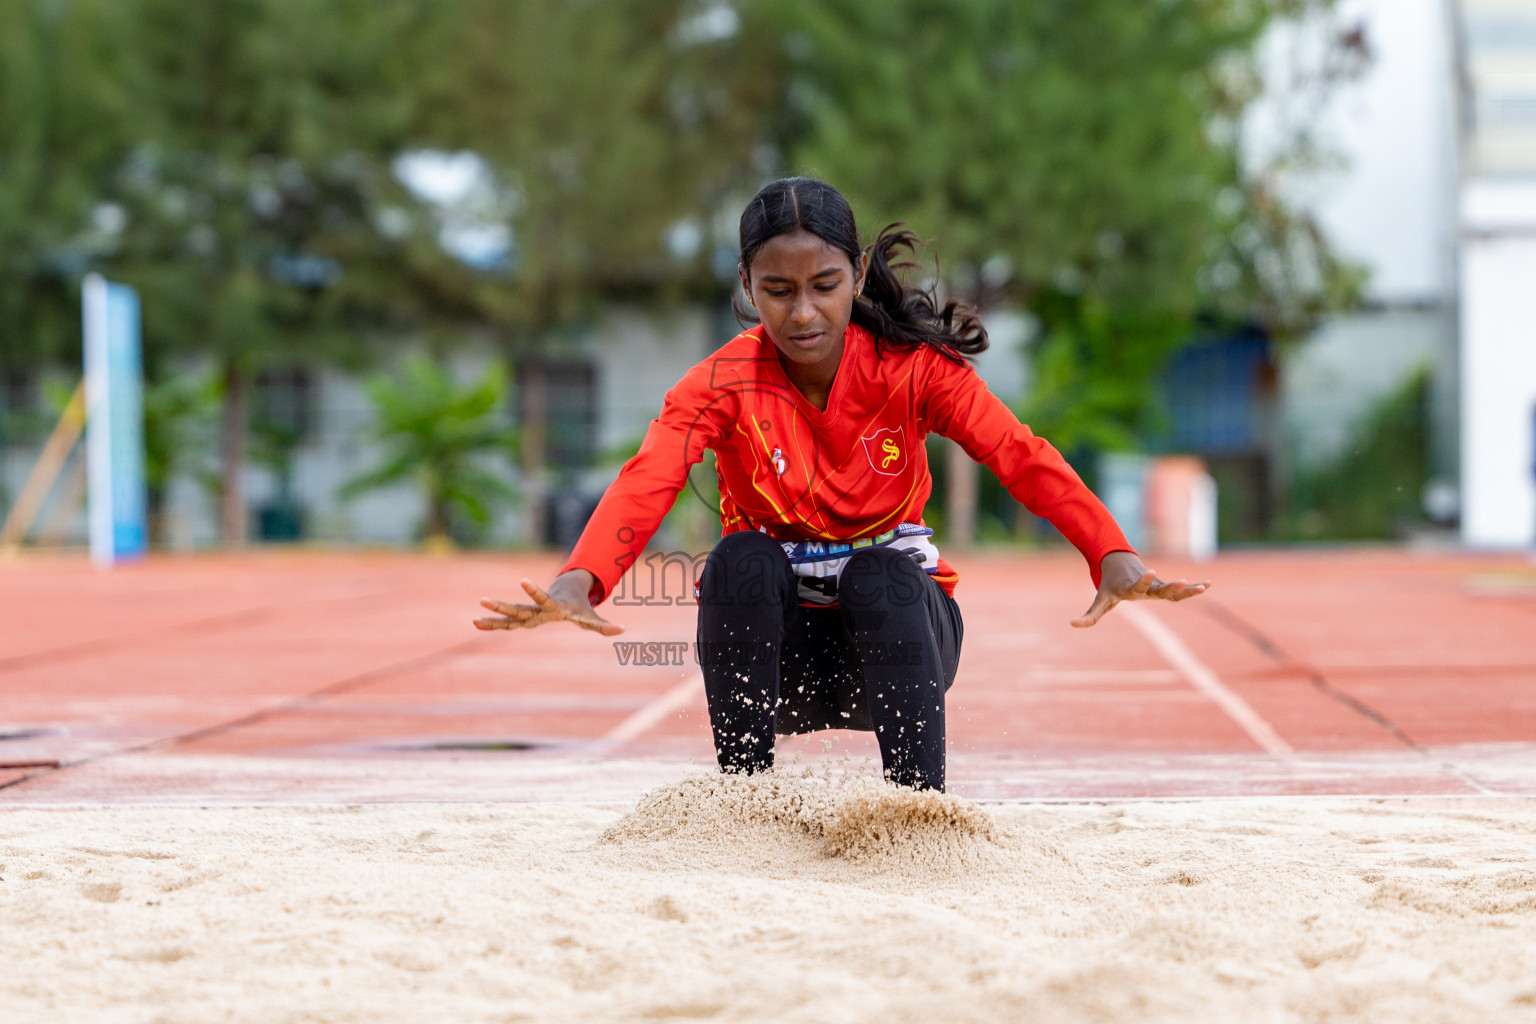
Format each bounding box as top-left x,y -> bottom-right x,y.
1458,0 -> 1536,548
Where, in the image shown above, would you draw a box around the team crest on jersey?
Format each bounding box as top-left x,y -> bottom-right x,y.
860,425 -> 906,477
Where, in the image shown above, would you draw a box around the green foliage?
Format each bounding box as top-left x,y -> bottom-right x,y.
597,433 -> 649,469
5,0 -> 511,541
1276,368 -> 1430,541
2,0 -> 780,370
340,356 -> 517,542
143,370 -> 219,497
97,0 -> 477,377
415,0 -> 784,342
0,0 -> 137,368
1020,299 -> 1189,454
0,0 -> 1372,545
768,0 -> 1248,301
141,369 -> 221,541
762,0 -> 1365,450
1,0 -> 1364,378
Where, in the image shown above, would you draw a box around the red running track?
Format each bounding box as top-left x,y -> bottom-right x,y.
1,547 -> 1533,803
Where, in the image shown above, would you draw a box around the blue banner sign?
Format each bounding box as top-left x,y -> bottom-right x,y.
83,274 -> 147,566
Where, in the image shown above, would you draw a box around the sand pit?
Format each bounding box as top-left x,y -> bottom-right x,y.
4,776 -> 1536,1023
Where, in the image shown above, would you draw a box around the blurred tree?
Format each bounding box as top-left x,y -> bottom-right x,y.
94,0 -> 493,547
340,355 -> 516,544
761,0 -> 1365,464
416,0 -> 786,318
410,0 -> 786,537
0,0 -> 137,370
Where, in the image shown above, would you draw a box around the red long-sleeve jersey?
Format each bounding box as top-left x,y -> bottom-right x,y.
560,323 -> 1133,604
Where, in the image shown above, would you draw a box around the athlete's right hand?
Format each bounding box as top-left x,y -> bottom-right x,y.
473,570 -> 625,636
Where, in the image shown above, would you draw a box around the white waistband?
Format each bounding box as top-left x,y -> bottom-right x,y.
771,523 -> 940,605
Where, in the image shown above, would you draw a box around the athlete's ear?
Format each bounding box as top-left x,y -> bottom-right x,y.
854,250 -> 869,297
738,263 -> 754,308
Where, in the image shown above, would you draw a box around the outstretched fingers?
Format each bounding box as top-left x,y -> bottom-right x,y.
1073,560 -> 1214,628
1071,591 -> 1117,629
479,598 -> 539,619
472,579 -> 626,635
568,610 -> 625,636
1145,578 -> 1212,602
1074,570 -> 1162,627
519,578 -> 558,607
474,595 -> 552,631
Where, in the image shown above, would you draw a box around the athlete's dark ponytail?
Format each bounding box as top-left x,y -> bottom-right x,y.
736,177 -> 987,364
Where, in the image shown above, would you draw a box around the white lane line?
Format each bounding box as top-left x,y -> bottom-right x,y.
585,672 -> 703,757
976,669 -> 1182,686
1119,603 -> 1295,756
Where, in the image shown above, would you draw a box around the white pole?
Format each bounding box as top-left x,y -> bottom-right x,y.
83,273 -> 114,568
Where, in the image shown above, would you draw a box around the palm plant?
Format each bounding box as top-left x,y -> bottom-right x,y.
143,371 -> 221,544
341,355 -> 517,543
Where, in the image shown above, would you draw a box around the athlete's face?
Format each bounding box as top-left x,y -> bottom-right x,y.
740,230 -> 867,374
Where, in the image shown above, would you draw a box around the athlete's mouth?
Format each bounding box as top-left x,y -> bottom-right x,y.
787,330 -> 824,348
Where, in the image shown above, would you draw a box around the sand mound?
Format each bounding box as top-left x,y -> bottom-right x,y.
600,773 -> 1031,871
599,774 -> 831,845
821,780 -> 1000,863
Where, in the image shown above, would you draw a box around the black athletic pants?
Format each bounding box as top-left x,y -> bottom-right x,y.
695,530 -> 964,790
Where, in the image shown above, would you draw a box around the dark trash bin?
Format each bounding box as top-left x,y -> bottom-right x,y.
256,500 -> 305,542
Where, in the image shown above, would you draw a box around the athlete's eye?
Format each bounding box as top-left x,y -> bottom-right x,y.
765,289 -> 790,298
815,284 -> 838,292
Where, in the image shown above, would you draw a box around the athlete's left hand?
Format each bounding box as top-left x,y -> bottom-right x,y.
1071,550 -> 1210,628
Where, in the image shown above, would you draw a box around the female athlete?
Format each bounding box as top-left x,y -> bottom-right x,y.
474,177 -> 1209,790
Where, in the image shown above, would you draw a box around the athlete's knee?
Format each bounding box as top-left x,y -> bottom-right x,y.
839,545 -> 927,612
706,530 -> 788,575
700,530 -> 792,606
711,529 -> 784,561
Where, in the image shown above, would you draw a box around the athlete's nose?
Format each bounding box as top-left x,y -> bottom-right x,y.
790,288 -> 817,327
